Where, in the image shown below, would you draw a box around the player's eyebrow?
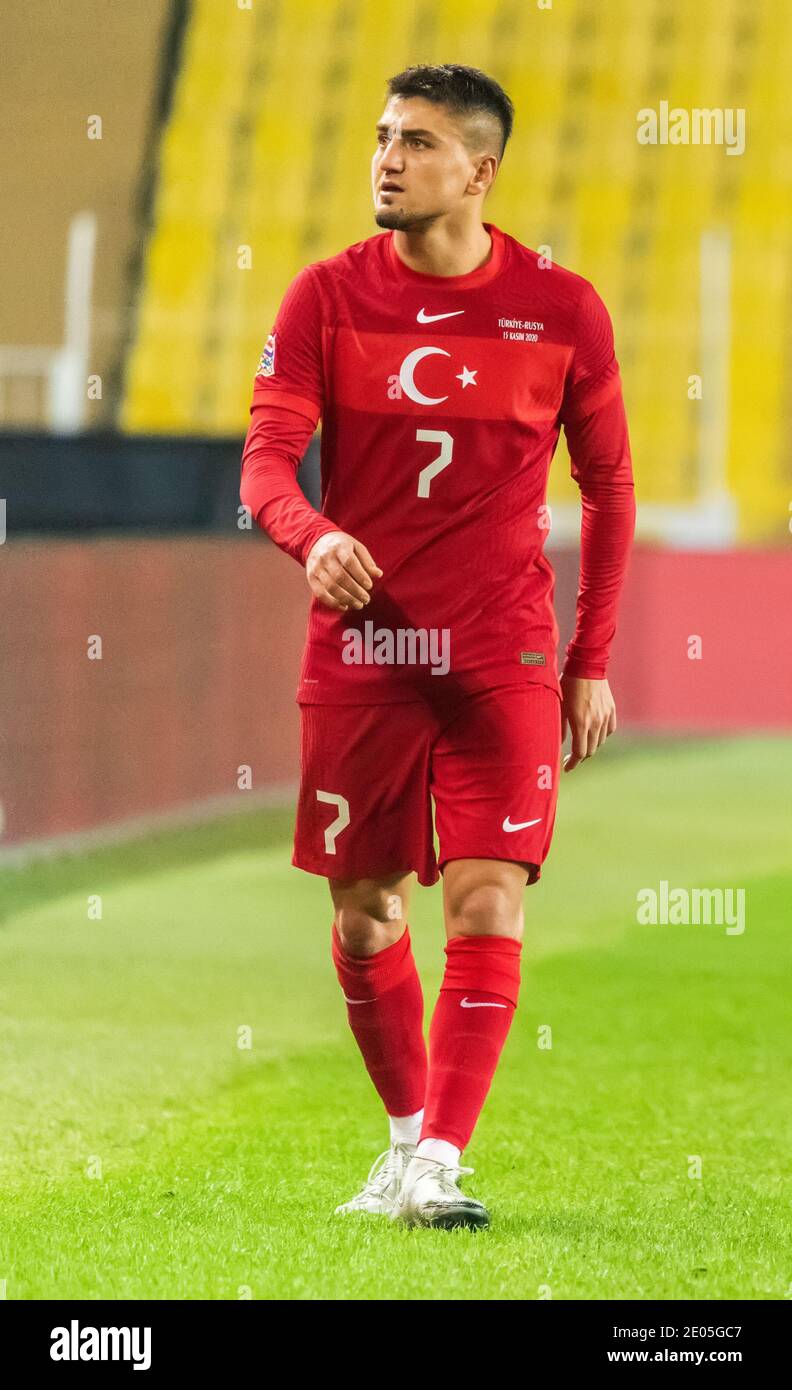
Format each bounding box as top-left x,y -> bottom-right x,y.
375,123 -> 439,140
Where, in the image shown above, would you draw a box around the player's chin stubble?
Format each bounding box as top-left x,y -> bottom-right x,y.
374,207 -> 437,231
374,206 -> 408,229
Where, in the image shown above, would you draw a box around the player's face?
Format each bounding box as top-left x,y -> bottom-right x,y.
372,97 -> 482,230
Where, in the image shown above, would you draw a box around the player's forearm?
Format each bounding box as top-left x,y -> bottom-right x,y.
240,448 -> 340,564
563,486 -> 636,677
240,404 -> 341,565
563,393 -> 636,679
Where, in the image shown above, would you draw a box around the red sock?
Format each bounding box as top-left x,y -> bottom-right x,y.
331,922 -> 427,1118
420,934 -> 522,1151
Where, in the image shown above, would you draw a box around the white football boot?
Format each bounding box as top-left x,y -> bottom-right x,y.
390,1153 -> 490,1229
334,1141 -> 417,1216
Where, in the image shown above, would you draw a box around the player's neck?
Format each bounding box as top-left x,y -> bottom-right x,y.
391,222 -> 493,279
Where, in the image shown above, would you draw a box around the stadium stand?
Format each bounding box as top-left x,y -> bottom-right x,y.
0,0 -> 174,430
121,0 -> 792,541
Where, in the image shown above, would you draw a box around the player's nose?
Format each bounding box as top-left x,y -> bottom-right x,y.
377,136 -> 403,167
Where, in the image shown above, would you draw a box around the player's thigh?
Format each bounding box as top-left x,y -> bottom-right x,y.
431,682 -> 562,890
293,699 -> 439,895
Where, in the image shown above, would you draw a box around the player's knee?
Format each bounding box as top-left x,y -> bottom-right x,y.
333,904 -> 403,955
329,877 -> 408,954
444,867 -> 524,940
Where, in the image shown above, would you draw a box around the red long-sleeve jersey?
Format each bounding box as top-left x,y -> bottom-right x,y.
241,222 -> 635,704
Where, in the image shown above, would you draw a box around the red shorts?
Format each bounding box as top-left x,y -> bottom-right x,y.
292,682 -> 562,888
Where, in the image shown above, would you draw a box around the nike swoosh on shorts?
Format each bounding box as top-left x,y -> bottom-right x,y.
502,816 -> 542,832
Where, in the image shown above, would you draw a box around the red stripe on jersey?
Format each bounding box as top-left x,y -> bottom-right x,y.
252,382 -> 320,425
332,329 -> 572,423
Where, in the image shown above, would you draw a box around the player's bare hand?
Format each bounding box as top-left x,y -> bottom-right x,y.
305,530 -> 383,612
560,675 -> 616,771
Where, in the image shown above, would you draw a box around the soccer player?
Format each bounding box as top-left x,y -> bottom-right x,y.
241,64 -> 635,1229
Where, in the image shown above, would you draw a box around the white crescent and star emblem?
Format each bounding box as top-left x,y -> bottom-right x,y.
399,346 -> 478,404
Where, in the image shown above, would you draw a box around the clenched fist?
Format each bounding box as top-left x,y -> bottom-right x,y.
305,530 -> 383,612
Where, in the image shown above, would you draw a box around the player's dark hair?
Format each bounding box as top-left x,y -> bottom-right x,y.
384,63 -> 514,161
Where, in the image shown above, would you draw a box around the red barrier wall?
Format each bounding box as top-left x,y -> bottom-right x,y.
0,537 -> 306,847
1,538 -> 789,847
606,547 -> 792,731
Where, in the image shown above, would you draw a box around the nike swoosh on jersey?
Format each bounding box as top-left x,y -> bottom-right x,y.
502,816 -> 542,832
416,307 -> 465,322
460,997 -> 508,1009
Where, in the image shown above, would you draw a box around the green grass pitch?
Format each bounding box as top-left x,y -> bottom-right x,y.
1,736 -> 790,1300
